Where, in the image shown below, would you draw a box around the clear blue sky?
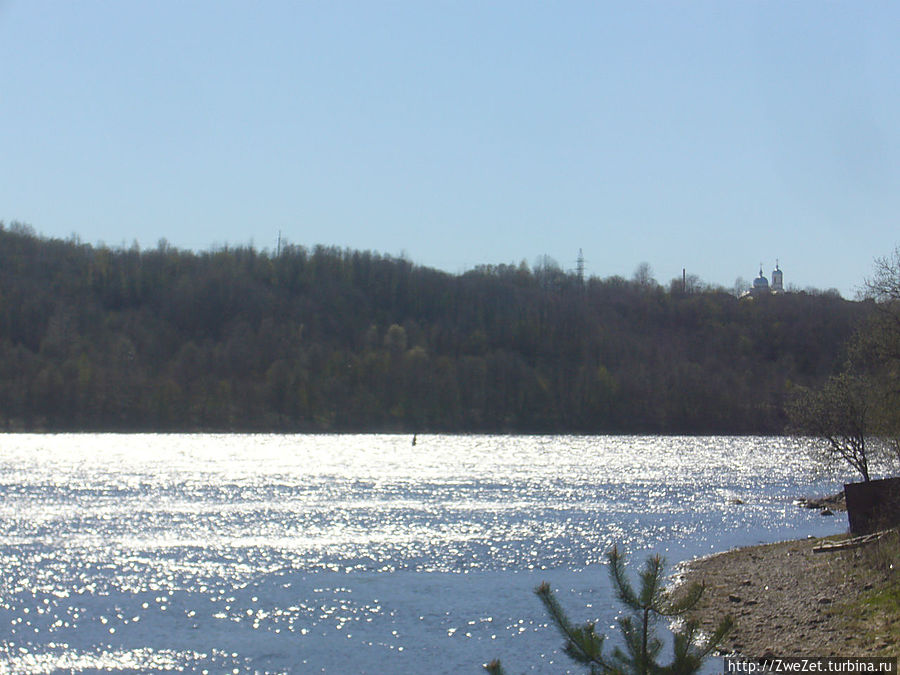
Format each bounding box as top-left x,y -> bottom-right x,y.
2,1 -> 898,297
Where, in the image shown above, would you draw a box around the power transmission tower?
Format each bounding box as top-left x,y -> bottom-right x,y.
576,248 -> 585,285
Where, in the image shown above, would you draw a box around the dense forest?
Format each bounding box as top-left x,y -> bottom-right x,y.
0,223 -> 873,434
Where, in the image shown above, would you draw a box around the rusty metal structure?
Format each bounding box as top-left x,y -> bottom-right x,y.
844,476 -> 900,535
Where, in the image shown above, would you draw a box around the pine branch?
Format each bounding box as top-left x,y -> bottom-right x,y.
660,581 -> 705,617
697,615 -> 735,659
486,547 -> 734,675
637,555 -> 665,610
536,582 -> 610,668
608,545 -> 640,610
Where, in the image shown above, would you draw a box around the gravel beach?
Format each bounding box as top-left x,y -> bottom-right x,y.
680,533 -> 898,657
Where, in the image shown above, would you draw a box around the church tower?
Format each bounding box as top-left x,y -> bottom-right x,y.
771,261 -> 783,293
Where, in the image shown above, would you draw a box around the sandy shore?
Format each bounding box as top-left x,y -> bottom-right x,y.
680,533 -> 897,657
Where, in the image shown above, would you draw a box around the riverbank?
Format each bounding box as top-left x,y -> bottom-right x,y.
681,531 -> 899,657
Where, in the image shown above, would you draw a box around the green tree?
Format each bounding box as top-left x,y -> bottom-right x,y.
485,547 -> 732,675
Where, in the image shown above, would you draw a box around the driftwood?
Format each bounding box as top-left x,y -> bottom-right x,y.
812,530 -> 892,553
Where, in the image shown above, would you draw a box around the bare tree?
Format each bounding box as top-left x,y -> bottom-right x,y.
865,246 -> 900,302
857,246 -> 900,471
632,262 -> 656,289
788,373 -> 879,482
862,246 -> 900,373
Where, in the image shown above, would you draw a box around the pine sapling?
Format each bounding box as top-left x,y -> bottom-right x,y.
485,546 -> 733,675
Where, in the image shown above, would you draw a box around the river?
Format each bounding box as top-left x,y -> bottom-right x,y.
0,434 -> 850,673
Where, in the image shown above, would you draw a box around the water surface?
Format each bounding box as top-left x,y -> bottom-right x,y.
0,435 -> 849,673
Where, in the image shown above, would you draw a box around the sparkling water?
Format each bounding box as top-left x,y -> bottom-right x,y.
0,435 -> 850,674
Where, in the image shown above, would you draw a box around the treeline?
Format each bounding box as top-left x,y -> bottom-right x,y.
0,223 -> 872,433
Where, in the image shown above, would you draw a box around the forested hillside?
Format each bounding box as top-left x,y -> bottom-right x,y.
0,224 -> 872,433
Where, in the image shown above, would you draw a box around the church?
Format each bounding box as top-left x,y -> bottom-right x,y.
746,262 -> 784,298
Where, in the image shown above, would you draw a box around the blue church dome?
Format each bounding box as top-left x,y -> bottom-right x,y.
753,267 -> 769,289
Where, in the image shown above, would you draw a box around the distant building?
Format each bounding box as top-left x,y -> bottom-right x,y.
771,262 -> 783,292
751,266 -> 770,295
744,262 -> 785,298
